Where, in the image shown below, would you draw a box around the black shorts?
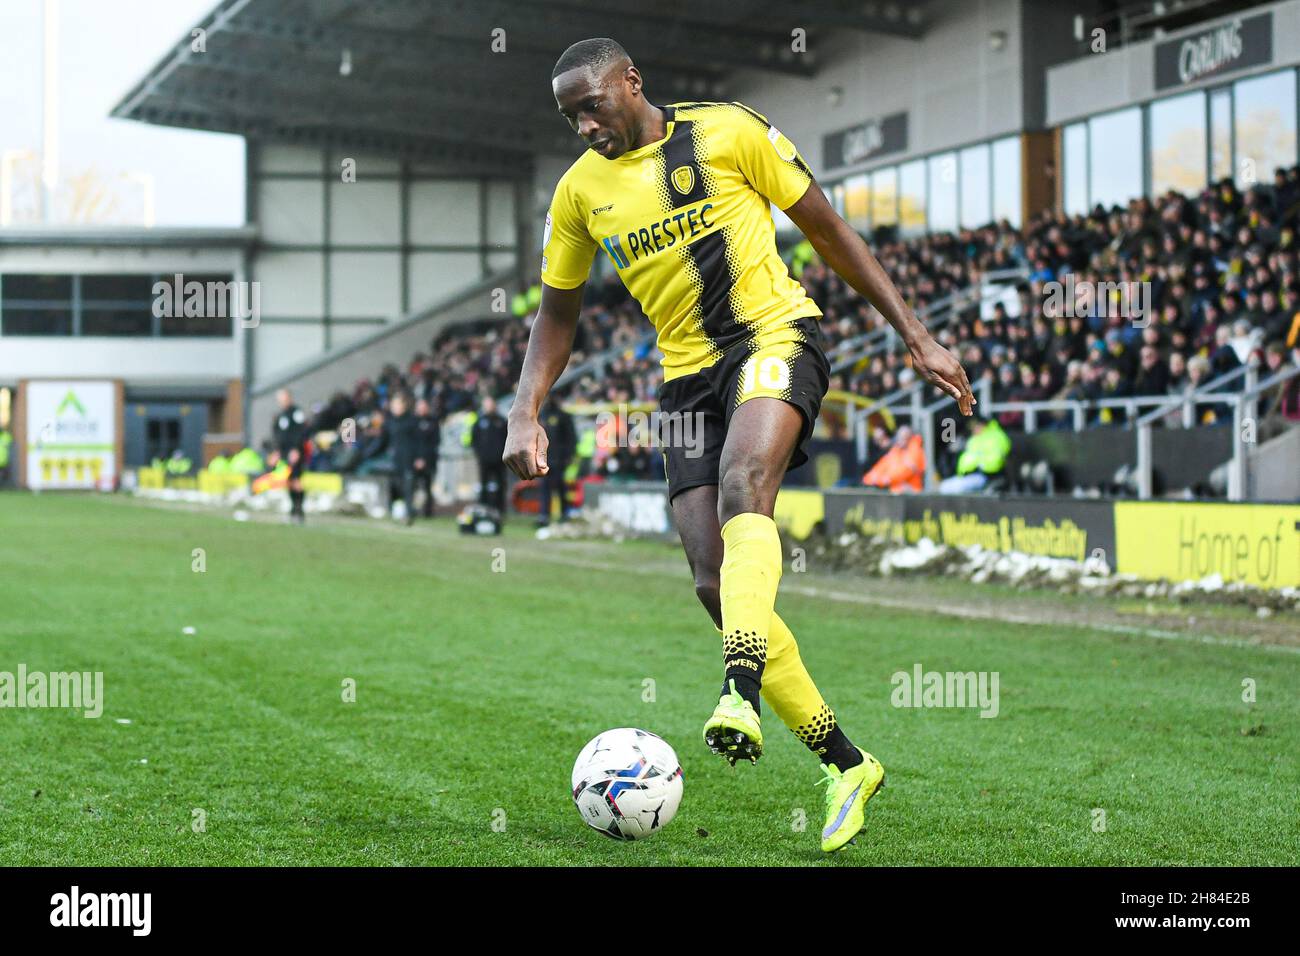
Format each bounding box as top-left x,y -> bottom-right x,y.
282,447 -> 305,480
657,316 -> 829,502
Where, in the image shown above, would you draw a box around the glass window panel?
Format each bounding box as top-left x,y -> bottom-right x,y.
898,160 -> 926,237
959,144 -> 991,228
1087,108 -> 1142,210
81,275 -> 156,302
831,183 -> 845,216
928,152 -> 958,232
159,274 -> 239,336
1233,70 -> 1297,188
1,309 -> 72,335
1210,88 -> 1233,182
870,167 -> 898,227
991,136 -> 1021,227
161,313 -> 233,337
1,274 -> 73,303
1063,122 -> 1088,215
1150,91 -> 1206,197
82,308 -> 153,336
844,174 -> 870,231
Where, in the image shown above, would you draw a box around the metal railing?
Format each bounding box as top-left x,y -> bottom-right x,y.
553,329 -> 657,391
847,361 -> 1290,496
502,321 -> 656,416
847,379 -> 924,464
1136,363 -> 1300,501
827,267 -> 1027,375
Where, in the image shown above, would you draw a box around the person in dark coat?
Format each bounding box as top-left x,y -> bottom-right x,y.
471,395 -> 509,516
385,392 -> 419,525
538,395 -> 576,525
413,398 -> 440,519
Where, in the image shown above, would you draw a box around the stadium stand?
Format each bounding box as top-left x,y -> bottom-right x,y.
284,163 -> 1300,505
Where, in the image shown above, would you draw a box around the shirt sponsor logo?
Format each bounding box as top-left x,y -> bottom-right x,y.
602,202 -> 715,269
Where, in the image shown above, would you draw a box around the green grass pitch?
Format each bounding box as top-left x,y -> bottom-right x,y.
1,493 -> 1296,866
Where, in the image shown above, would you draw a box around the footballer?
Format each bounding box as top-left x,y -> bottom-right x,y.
504,38 -> 974,852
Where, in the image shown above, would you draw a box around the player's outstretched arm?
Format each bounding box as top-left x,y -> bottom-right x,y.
784,185 -> 975,416
504,281 -> 585,479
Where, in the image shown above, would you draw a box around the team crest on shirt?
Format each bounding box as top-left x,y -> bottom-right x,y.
670,165 -> 695,195
767,126 -> 796,162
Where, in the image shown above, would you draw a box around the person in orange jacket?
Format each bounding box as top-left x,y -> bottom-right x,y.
862,425 -> 925,493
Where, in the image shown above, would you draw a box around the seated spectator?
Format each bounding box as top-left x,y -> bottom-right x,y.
1094,364 -> 1132,426
355,412 -> 390,474
1166,351 -> 1188,393
1133,344 -> 1170,396
862,425 -> 893,473
1209,323 -> 1244,381
862,426 -> 925,493
1260,344 -> 1300,439
1181,355 -> 1232,424
228,446 -> 265,475
1260,288 -> 1296,346
1228,317 -> 1261,365
938,417 -> 1010,494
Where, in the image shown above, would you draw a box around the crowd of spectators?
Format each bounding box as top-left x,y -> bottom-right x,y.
290,279 -> 658,479
833,165 -> 1300,433
291,164 -> 1300,485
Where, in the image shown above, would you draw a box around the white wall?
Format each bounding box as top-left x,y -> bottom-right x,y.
0,241 -> 246,385
247,143 -> 521,387
0,338 -> 238,382
0,244 -> 242,277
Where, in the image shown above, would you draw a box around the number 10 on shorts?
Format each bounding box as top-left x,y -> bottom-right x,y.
740,354 -> 792,399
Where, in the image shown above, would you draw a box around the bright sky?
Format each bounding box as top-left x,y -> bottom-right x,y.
0,0 -> 244,228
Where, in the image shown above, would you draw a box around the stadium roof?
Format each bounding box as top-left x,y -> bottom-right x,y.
111,0 -> 929,175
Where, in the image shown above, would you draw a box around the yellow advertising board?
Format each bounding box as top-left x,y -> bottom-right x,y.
773,489 -> 825,540
135,468 -> 340,496
1115,502 -> 1300,589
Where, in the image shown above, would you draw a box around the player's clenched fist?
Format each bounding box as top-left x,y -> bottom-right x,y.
503,416 -> 550,479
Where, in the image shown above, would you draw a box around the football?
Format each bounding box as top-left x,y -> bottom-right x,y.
570,728 -> 684,840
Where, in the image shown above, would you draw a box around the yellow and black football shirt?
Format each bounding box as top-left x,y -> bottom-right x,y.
541,101 -> 822,382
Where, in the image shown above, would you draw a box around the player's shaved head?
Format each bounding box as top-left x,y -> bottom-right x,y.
552,38 -> 658,161
551,38 -> 629,81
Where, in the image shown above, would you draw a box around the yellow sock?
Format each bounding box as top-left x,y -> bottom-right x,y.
718,513 -> 783,704
762,611 -> 837,750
